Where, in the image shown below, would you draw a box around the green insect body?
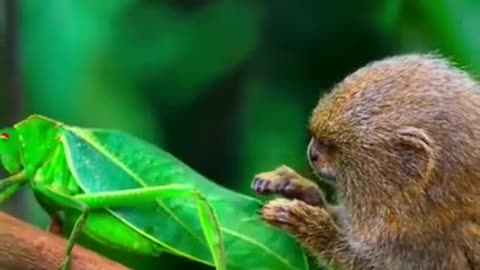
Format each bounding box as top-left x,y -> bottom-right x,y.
0,115 -> 309,270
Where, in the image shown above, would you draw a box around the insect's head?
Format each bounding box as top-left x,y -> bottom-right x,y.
0,128 -> 22,174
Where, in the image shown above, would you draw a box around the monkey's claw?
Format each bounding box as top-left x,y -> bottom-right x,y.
260,198 -> 333,235
252,165 -> 323,206
260,198 -> 294,225
252,165 -> 299,195
253,176 -> 291,195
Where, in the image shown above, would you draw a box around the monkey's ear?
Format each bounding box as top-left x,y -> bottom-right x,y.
393,127 -> 433,153
392,126 -> 435,177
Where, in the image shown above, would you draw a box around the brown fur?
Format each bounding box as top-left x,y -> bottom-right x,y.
253,54 -> 480,269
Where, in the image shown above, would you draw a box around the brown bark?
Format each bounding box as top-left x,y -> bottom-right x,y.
0,212 -> 129,270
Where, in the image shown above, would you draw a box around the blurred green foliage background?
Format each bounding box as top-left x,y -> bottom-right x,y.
1,0 -> 480,269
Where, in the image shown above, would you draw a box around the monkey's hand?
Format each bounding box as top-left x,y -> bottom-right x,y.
260,198 -> 337,245
252,165 -> 325,206
260,199 -> 370,270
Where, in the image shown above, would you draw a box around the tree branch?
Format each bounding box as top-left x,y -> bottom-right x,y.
0,212 -> 129,270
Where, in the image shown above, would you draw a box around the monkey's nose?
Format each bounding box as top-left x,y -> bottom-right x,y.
307,138 -> 319,164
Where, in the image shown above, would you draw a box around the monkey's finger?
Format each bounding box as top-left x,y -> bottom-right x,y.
260,199 -> 294,223
252,177 -> 274,194
277,177 -> 291,190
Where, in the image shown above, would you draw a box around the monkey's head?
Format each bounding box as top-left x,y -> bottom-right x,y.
307,54 -> 480,211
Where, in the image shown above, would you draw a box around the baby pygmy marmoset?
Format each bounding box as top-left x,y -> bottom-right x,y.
252,54 -> 480,270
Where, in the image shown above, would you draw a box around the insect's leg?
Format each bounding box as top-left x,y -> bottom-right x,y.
36,186 -> 89,270
73,184 -> 195,207
0,172 -> 27,190
194,191 -> 226,270
72,184 -> 226,270
0,172 -> 28,204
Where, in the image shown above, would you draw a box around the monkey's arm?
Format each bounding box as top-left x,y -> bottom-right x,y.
461,222 -> 480,268
261,199 -> 374,270
252,165 -> 326,206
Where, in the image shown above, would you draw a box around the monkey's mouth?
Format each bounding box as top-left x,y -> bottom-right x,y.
313,169 -> 337,185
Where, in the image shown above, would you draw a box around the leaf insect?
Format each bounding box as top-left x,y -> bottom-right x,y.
0,115 -> 226,270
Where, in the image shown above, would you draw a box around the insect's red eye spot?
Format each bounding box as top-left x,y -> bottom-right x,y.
1,133 -> 10,140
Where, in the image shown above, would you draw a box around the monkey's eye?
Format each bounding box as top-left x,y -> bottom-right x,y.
319,141 -> 337,153
309,138 -> 336,161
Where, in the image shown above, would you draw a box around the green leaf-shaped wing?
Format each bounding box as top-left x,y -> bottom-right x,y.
62,127 -> 310,270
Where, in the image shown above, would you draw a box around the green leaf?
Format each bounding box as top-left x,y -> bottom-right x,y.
62,126 -> 310,270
